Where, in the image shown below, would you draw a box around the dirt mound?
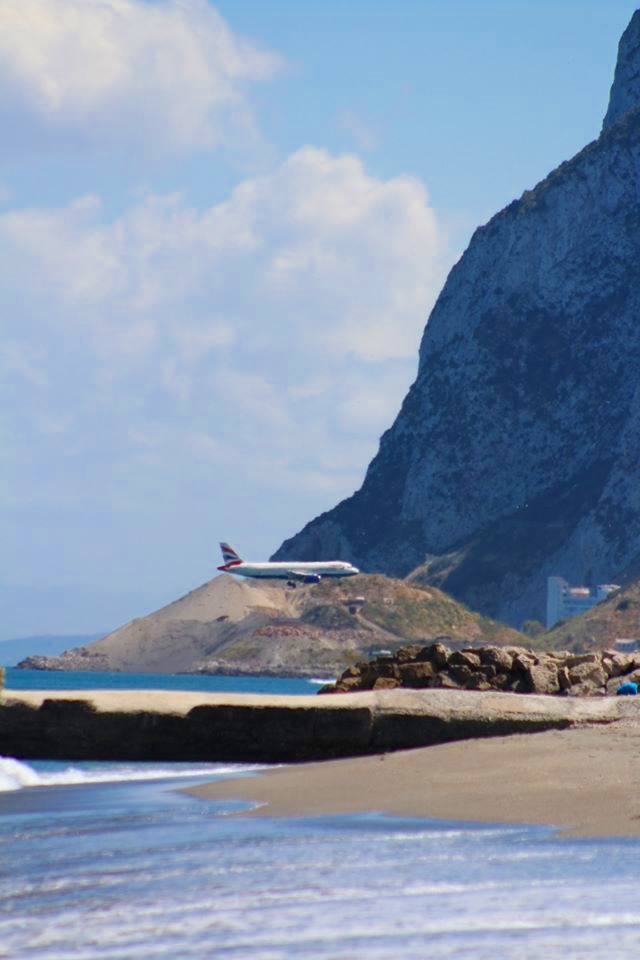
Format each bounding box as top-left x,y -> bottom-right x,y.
17,574 -> 525,676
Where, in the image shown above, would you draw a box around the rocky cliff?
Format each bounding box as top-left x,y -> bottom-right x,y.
274,12 -> 640,627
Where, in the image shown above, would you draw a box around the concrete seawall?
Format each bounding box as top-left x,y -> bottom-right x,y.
2,687 -> 635,763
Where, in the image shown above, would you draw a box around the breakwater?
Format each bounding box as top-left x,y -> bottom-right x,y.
0,687 -> 631,763
321,643 -> 640,696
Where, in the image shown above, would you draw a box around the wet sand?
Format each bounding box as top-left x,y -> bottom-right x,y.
189,720 -> 640,837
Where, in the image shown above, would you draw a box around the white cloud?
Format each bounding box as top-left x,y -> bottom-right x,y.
339,110 -> 378,152
0,147 -> 451,514
0,0 -> 282,153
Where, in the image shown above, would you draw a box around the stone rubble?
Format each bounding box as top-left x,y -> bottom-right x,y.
319,641 -> 640,697
18,648 -> 113,672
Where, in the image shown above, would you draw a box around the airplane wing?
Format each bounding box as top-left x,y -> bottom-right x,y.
285,570 -> 322,584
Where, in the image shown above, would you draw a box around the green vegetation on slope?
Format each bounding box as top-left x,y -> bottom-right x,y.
296,574 -> 523,645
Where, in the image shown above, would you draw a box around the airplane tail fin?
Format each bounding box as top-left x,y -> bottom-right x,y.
220,542 -> 242,564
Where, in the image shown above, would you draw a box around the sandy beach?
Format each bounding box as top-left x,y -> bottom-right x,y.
190,719 -> 640,837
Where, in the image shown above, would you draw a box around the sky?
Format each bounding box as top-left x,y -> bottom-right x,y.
1,0 -> 638,640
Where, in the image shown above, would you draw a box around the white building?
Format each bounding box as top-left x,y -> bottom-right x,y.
613,638 -> 639,654
546,576 -> 619,629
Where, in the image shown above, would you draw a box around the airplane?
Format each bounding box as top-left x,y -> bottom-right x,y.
217,542 -> 359,587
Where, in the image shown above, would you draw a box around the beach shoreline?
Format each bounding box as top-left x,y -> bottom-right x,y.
188,719 -> 640,838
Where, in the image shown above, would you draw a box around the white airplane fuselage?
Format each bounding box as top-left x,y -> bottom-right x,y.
217,542 -> 359,584
219,560 -> 359,581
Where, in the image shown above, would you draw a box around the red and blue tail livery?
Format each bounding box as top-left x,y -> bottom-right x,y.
220,543 -> 242,566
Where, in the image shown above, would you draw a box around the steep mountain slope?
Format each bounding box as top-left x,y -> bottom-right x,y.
17,574 -> 523,676
274,12 -> 640,627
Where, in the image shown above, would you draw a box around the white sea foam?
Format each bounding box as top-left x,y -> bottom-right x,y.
3,778 -> 640,960
0,755 -> 255,792
0,756 -> 41,791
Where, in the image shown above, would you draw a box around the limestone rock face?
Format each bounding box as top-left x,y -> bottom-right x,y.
603,11 -> 640,131
274,12 -> 640,626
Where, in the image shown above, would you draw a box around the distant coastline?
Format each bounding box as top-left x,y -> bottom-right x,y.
13,659 -> 331,680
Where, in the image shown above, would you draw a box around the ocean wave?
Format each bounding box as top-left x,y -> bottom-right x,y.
0,756 -> 41,791
0,756 -> 256,792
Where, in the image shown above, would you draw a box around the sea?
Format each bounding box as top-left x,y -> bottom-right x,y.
2,670 -> 640,959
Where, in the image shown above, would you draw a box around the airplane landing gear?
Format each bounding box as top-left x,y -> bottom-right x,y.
286,580 -> 298,589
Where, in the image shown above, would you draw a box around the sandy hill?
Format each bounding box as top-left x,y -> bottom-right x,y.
146,574 -> 293,623
17,574 -> 524,677
46,576 -> 295,674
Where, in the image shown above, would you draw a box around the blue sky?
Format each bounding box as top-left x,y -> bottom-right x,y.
1,0 -> 637,640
